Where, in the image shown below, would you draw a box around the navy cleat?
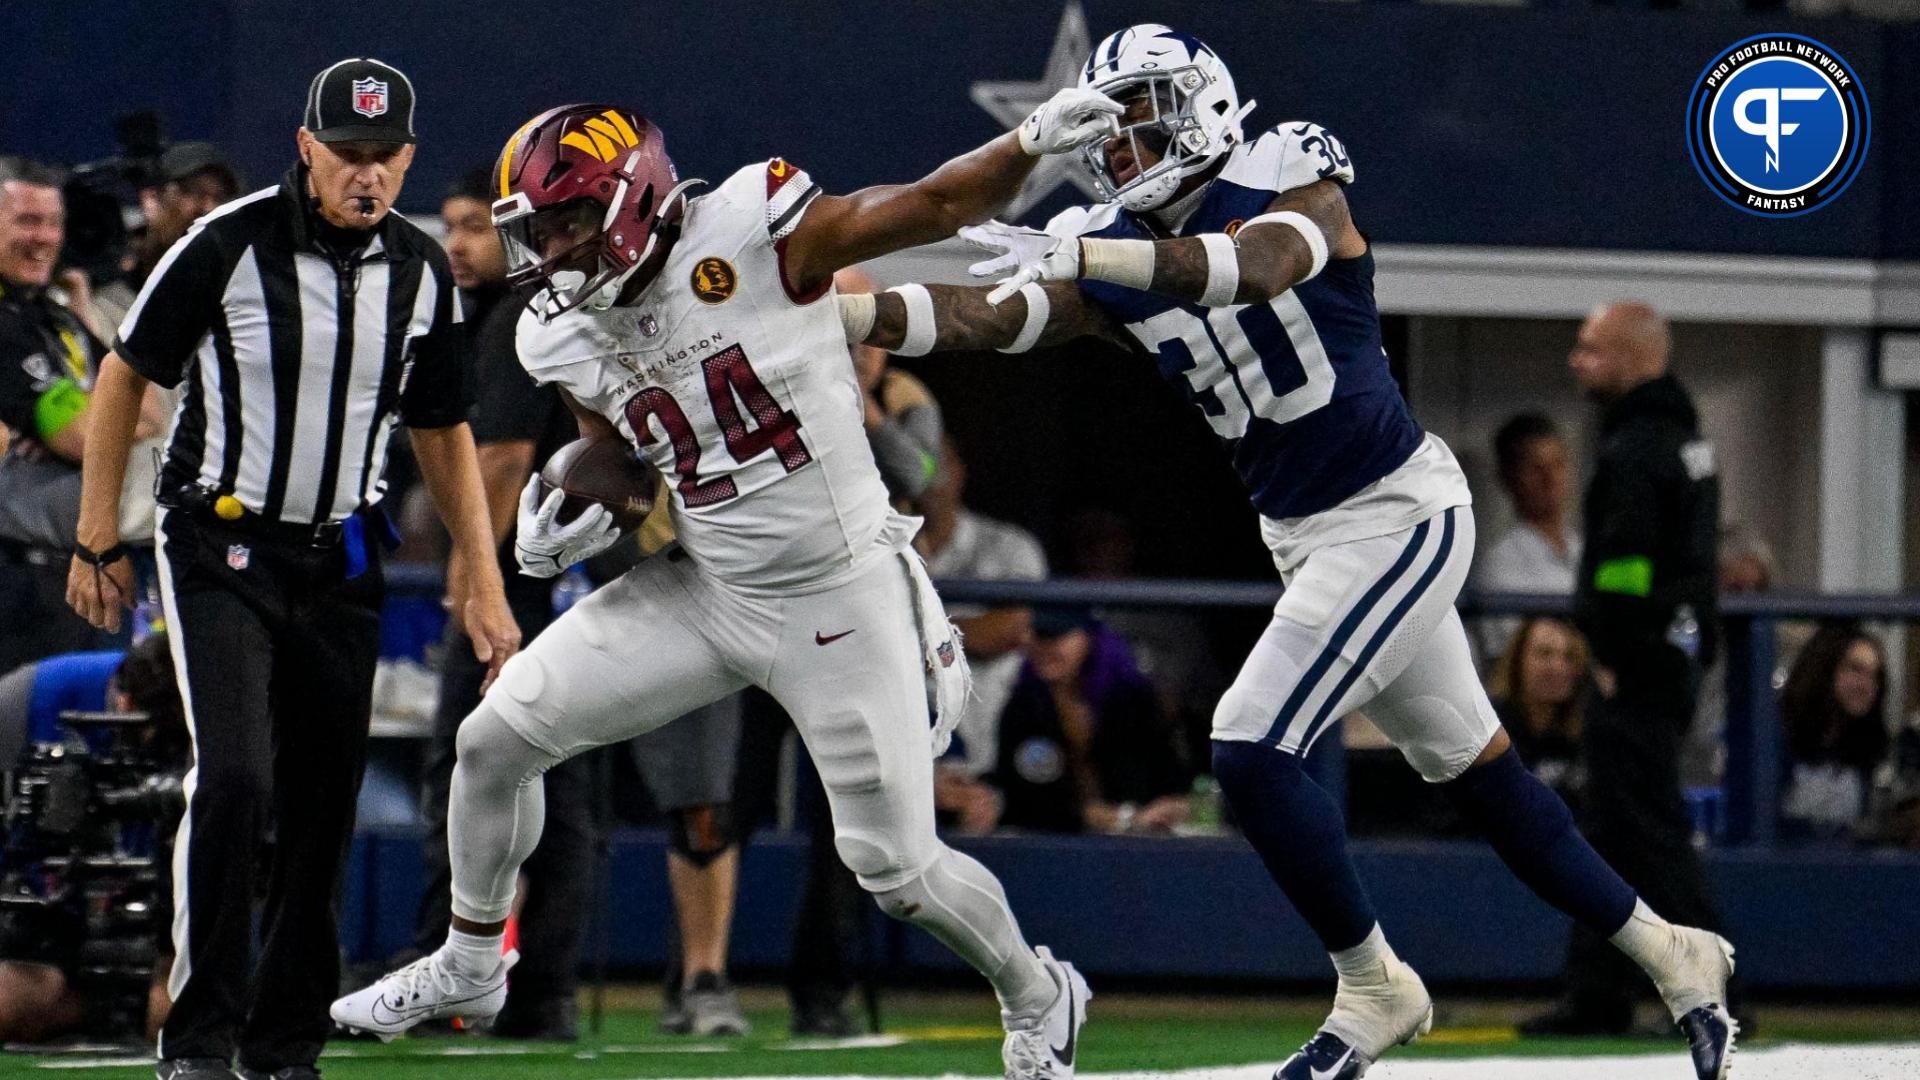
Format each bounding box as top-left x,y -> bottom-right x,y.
1275,1032 -> 1370,1080
1679,1003 -> 1739,1080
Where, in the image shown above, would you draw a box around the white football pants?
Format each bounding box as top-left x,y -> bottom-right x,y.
1212,506 -> 1501,783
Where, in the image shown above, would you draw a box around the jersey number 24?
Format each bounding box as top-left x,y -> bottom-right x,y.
623,344 -> 813,508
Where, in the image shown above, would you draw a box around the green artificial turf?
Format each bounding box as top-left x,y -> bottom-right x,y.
4,990 -> 1913,1079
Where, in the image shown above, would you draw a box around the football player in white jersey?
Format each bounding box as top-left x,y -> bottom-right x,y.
839,24 -> 1736,1080
331,97 -> 1121,1078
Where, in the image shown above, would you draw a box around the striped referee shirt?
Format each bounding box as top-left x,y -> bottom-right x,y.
114,164 -> 468,525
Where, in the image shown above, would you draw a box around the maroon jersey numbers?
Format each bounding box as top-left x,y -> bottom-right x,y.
623,344 -> 815,508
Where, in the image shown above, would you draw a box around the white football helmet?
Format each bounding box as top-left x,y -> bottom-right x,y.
1077,24 -> 1254,212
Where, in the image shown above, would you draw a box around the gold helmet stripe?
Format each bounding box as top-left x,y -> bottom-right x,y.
498,116 -> 541,199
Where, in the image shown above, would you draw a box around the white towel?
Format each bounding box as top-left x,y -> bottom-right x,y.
898,549 -> 973,756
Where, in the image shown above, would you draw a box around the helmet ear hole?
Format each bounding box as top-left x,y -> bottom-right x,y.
1212,100 -> 1229,115
632,183 -> 655,223
543,159 -> 573,188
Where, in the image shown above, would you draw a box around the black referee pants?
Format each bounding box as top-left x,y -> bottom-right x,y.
153,508 -> 382,1070
1561,679 -> 1737,1023
412,573 -> 598,1009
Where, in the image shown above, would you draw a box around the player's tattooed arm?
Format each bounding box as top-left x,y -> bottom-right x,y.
865,281 -> 1125,354
1146,179 -> 1365,305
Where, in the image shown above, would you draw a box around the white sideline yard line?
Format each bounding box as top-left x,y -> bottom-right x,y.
30,1044 -> 1920,1075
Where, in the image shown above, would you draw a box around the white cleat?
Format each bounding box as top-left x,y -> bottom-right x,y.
1647,926 -> 1737,1021
330,948 -> 517,1041
1646,927 -> 1738,1080
1003,946 -> 1092,1080
1279,953 -> 1433,1079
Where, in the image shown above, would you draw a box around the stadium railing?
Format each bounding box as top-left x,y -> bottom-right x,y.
384,564 -> 1919,851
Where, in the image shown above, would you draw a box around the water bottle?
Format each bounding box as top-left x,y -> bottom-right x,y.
1189,775 -> 1223,832
552,566 -> 594,616
1665,604 -> 1701,660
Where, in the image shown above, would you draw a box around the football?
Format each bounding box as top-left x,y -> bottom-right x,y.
537,435 -> 661,533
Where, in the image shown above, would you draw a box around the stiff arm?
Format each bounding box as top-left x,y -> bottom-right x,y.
860,280 -> 1127,355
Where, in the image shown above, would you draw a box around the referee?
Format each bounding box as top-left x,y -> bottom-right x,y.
65,59 -> 519,1080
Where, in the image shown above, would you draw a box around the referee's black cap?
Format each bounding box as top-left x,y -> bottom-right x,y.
304,58 -> 416,145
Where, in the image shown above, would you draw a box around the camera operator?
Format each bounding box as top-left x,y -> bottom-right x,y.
91,144 -> 242,334
0,633 -> 187,1044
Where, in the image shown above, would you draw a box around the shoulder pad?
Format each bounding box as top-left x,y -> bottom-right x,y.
513,305 -> 587,379
1220,122 -> 1355,195
710,159 -> 822,244
764,158 -> 822,241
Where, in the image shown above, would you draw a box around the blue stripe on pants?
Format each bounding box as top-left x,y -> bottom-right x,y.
1258,517 -> 1432,748
1294,508 -> 1459,753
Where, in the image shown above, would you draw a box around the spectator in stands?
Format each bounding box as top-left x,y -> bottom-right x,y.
1684,524 -> 1781,791
91,143 -> 242,332
1062,507 -> 1228,771
918,438 -> 1046,832
1779,622 -> 1889,839
991,608 -> 1192,834
0,157 -> 127,675
836,269 -> 942,507
1471,413 -> 1580,660
1488,617 -> 1591,813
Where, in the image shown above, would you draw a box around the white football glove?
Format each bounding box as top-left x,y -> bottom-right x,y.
1017,87 -> 1123,156
513,475 -> 621,579
983,236 -> 1082,306
958,221 -> 1058,280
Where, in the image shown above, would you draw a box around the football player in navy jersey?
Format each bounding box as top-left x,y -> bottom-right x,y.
842,24 -> 1736,1080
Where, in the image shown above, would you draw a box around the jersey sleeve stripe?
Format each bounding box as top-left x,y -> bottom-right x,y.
769,184 -> 821,242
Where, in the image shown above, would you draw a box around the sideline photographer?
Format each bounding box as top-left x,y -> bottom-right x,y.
0,634 -> 187,1044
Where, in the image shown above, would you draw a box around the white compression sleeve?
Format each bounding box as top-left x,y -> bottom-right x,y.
886,283 -> 937,356
872,845 -> 1057,1017
1198,232 -> 1241,306
1243,209 -> 1329,282
999,283 -> 1050,353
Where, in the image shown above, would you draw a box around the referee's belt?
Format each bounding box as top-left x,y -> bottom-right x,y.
161,488 -> 351,548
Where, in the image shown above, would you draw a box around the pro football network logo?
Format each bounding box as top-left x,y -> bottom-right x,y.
351,77 -> 389,119
1686,33 -> 1869,218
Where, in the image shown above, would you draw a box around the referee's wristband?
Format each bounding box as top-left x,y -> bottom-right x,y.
74,541 -> 130,567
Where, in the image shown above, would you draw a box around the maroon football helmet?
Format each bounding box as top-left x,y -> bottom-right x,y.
492,104 -> 699,320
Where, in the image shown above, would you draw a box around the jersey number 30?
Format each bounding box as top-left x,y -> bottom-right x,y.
1134,293 -> 1335,441
623,344 -> 813,508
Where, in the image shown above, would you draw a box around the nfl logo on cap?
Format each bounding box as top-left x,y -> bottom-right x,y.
226,544 -> 251,571
352,77 -> 389,118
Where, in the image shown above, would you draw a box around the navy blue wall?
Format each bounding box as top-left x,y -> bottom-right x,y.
346,828 -> 1920,990
4,2 -> 1912,257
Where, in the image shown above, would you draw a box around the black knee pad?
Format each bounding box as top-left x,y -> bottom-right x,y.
667,804 -> 735,867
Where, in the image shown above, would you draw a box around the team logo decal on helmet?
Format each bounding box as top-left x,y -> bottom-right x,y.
492,104 -> 704,321
1078,24 -> 1255,212
690,257 -> 737,304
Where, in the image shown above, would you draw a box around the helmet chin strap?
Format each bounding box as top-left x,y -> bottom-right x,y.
588,177 -> 705,311
1151,173 -> 1215,230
